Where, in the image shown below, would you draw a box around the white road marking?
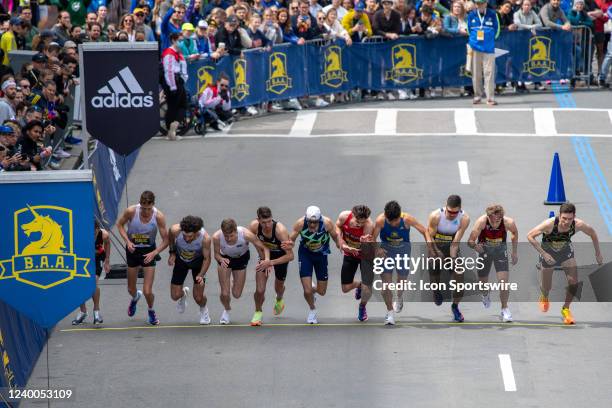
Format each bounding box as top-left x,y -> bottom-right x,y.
289,111 -> 318,137
498,354 -> 517,392
374,109 -> 398,135
458,161 -> 470,184
608,109 -> 612,127
204,132 -> 612,138
454,109 -> 478,134
533,108 -> 557,136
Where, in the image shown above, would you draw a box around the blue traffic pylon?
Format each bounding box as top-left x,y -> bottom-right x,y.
544,153 -> 567,205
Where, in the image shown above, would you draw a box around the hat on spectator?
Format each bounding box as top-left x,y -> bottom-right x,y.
1,80 -> 16,92
474,0 -> 487,3
32,53 -> 48,62
40,29 -> 55,38
9,17 -> 22,26
573,0 -> 584,4
198,20 -> 208,29
226,15 -> 238,24
182,22 -> 195,31
63,40 -> 77,49
354,2 -> 365,11
48,42 -> 61,49
133,7 -> 145,14
381,0 -> 393,4
0,125 -> 13,134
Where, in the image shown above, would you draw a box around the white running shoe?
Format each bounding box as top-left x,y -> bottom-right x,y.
393,298 -> 404,313
385,311 -> 395,325
501,308 -> 513,322
247,106 -> 258,116
314,97 -> 329,107
53,148 -> 71,159
177,286 -> 189,314
288,98 -> 302,110
481,292 -> 491,309
199,306 -> 211,325
398,89 -> 408,100
219,309 -> 230,325
307,309 -> 318,324
387,91 -> 396,100
409,92 -> 418,100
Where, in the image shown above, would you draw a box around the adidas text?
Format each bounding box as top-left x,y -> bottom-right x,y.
91,94 -> 154,108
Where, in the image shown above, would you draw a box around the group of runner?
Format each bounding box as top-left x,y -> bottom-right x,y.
73,191 -> 604,327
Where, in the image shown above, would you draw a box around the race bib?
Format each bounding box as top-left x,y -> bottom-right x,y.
476,30 -> 484,41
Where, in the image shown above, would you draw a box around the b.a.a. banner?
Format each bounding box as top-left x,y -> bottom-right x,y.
0,171 -> 95,328
264,44 -> 305,101
306,40 -> 352,95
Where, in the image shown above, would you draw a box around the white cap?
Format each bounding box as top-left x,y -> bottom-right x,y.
198,19 -> 208,29
305,206 -> 321,221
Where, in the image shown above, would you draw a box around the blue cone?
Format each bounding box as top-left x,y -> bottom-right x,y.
544,152 -> 567,205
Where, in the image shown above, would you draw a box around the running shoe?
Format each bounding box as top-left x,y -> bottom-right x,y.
481,292 -> 491,309
148,309 -> 160,326
538,294 -> 550,313
501,308 -> 513,323
273,298 -> 285,316
177,286 -> 189,314
72,311 -> 87,325
561,307 -> 575,325
127,290 -> 142,317
93,311 -> 103,325
250,311 -> 263,326
433,289 -> 443,306
451,303 -> 464,322
220,310 -> 231,325
358,303 -> 368,322
307,309 -> 318,324
384,311 -> 395,325
354,284 -> 362,300
393,298 -> 403,313
199,306 -> 211,325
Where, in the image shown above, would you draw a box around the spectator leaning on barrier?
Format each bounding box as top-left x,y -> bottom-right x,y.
444,0 -> 468,34
342,2 -> 372,43
416,5 -> 442,36
198,72 -> 232,131
498,1 -> 519,29
325,7 -> 353,44
401,6 -> 419,34
13,120 -> 52,171
195,20 -> 214,55
539,0 -> 571,31
567,0 -> 594,27
262,8 -> 284,44
468,0 -> 500,105
246,13 -> 271,48
292,0 -> 318,40
514,0 -> 543,31
179,22 -> 200,60
215,14 -> 244,54
373,0 -> 402,40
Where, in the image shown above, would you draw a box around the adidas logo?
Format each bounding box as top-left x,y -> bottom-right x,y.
91,67 -> 154,109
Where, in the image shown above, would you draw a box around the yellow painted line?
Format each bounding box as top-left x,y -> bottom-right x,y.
60,321 -> 575,332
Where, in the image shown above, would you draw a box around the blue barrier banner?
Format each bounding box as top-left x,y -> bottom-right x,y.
185,30 -> 573,103
0,171 -> 95,329
91,142 -> 139,231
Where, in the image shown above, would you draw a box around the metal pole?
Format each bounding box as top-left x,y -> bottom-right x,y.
78,44 -> 90,170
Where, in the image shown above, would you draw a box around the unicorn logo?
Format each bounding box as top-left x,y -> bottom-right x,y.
385,44 -> 423,84
197,66 -> 215,95
523,36 -> 555,77
320,46 -> 348,88
0,205 -> 90,290
233,58 -> 250,102
266,52 -> 292,95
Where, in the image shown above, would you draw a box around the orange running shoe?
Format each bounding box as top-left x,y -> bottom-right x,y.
538,295 -> 550,313
561,307 -> 575,325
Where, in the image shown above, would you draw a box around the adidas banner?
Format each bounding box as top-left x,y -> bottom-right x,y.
80,43 -> 159,156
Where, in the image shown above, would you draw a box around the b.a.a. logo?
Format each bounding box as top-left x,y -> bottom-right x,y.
0,329 -> 16,390
523,36 -> 556,76
233,58 -> 250,102
197,65 -> 215,95
0,205 -> 89,290
266,52 -> 293,95
320,46 -> 348,88
385,44 -> 423,84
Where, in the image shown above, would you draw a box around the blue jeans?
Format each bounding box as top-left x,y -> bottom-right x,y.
599,40 -> 612,82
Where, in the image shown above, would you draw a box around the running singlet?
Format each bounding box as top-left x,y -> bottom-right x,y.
434,208 -> 464,243
542,217 -> 575,252
127,205 -> 158,248
257,221 -> 284,258
341,212 -> 365,258
299,218 -> 330,255
380,213 -> 410,247
95,230 -> 105,258
220,226 -> 249,258
478,218 -> 507,247
176,228 -> 206,262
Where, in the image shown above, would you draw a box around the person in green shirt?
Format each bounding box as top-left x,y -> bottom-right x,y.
20,7 -> 39,50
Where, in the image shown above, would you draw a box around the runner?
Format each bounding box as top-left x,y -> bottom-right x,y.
212,218 -> 271,325
72,221 -> 110,325
248,207 -> 294,326
336,205 -> 375,322
372,200 -> 432,325
116,191 -> 169,326
167,216 -> 212,325
467,204 -> 518,322
289,206 -> 340,324
427,195 -> 471,322
527,203 -> 603,325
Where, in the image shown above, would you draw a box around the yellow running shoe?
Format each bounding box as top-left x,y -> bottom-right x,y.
250,311 -> 263,326
538,295 -> 550,313
273,298 -> 285,316
561,307 -> 575,325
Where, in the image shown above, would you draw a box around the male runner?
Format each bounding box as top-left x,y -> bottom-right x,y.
167,216 -> 212,324
72,221 -> 110,325
468,204 -> 518,322
289,206 -> 340,324
212,218 -> 271,325
116,191 -> 169,325
372,200 -> 432,325
527,203 -> 602,325
248,207 -> 294,326
427,195 -> 470,322
336,205 -> 375,322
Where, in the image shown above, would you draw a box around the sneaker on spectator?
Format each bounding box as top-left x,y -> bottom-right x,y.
409,91 -> 418,100
247,106 -> 258,116
397,89 -> 408,100
428,88 -> 437,98
288,98 -> 302,110
53,148 -> 71,159
48,158 -> 61,170
65,136 -> 82,145
535,83 -> 546,91
314,97 -> 329,108
387,92 -> 396,100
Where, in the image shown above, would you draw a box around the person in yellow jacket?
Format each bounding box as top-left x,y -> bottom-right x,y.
0,18 -> 24,66
341,2 -> 372,43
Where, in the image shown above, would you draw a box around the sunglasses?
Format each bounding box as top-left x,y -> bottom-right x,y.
220,83 -> 228,88
135,13 -> 144,16
291,6 -> 298,9
446,208 -> 460,215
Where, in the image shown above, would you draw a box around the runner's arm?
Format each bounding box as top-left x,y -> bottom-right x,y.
335,212 -> 348,251
167,224 -> 179,266
101,229 -> 111,273
406,214 -> 434,253
246,229 -> 270,262
273,223 -> 295,265
467,215 -> 486,250
326,217 -> 341,249
505,217 -> 519,263
371,215 -> 384,242
527,219 -> 553,256
289,219 -> 302,242
427,210 -> 443,255
154,211 -> 170,254
116,206 -> 135,249
212,232 -> 225,264
198,233 -> 213,279
450,214 -> 470,258
575,219 -> 603,264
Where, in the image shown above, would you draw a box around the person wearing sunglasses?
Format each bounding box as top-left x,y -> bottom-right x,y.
288,206 -> 341,324
427,195 -> 471,322
198,72 -> 233,133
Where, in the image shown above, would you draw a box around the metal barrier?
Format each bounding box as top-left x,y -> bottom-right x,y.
363,35 -> 385,43
571,25 -> 593,84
